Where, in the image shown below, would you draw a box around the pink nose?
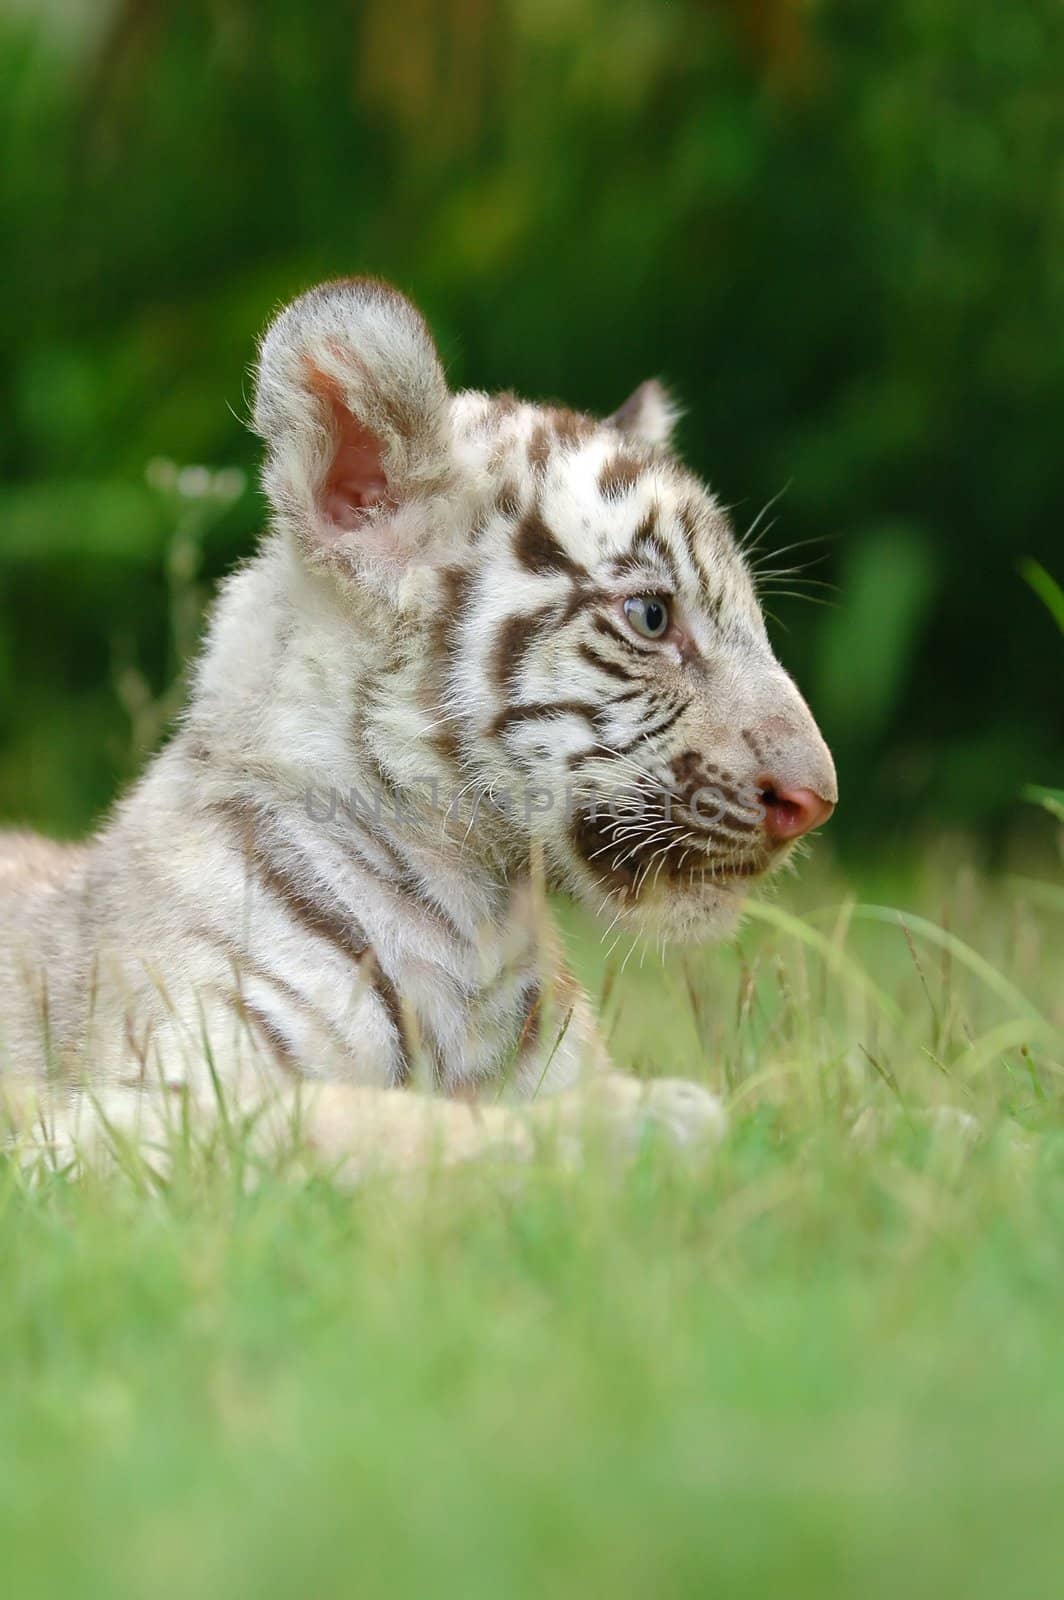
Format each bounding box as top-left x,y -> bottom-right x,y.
759,783 -> 836,843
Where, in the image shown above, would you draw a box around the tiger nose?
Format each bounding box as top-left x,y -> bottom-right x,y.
758,781 -> 836,843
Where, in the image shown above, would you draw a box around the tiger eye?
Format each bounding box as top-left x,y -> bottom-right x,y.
623,595 -> 670,639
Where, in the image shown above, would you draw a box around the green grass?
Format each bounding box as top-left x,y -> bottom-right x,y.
3,851 -> 1064,1599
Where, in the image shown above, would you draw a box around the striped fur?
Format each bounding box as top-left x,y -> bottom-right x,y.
0,278 -> 835,1171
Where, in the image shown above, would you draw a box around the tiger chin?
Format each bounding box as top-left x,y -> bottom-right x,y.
0,276 -> 836,1181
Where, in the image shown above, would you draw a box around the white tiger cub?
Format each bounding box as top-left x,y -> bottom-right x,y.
0,277 -> 836,1179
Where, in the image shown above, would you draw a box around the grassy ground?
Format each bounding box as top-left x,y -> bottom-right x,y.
2,848 -> 1063,1599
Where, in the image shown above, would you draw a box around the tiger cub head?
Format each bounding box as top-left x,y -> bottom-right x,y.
253,277 -> 837,942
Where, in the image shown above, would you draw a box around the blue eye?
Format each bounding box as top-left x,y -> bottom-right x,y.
623,595 -> 670,639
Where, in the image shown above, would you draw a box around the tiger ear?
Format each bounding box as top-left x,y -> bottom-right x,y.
252,277 -> 452,568
607,379 -> 680,451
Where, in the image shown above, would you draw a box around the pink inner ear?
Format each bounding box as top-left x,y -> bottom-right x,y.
307,364 -> 391,535
322,412 -> 389,531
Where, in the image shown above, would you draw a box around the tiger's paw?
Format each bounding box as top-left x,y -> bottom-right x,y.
540,1073 -> 727,1160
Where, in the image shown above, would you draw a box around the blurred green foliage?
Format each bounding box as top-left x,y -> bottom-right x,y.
0,0 -> 1062,844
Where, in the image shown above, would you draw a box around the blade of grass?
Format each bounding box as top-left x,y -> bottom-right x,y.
838,905 -> 1048,1025
1020,558 -> 1064,633
947,1017 -> 1059,1084
742,899 -> 905,1031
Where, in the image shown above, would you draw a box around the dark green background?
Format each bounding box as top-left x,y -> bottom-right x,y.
1,0 -> 1061,850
